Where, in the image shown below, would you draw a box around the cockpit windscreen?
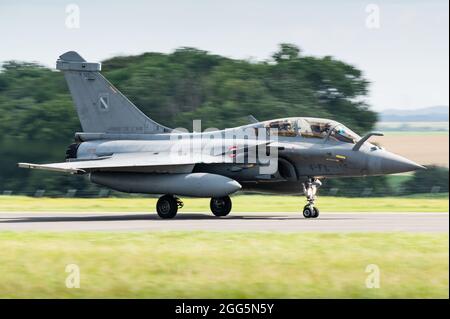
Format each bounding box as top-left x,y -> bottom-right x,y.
329,125 -> 360,144
264,118 -> 360,144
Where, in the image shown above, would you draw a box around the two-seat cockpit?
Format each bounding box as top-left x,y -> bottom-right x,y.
263,117 -> 360,144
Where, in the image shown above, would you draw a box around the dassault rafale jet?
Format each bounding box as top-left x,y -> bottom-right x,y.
19,52 -> 425,219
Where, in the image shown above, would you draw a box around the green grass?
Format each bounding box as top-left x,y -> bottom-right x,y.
0,195 -> 448,213
0,231 -> 447,298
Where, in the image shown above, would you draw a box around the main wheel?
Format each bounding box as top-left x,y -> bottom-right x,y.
156,195 -> 178,219
210,196 -> 232,217
312,207 -> 320,218
303,205 -> 313,218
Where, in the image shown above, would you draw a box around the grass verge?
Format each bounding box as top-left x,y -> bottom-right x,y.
0,195 -> 448,213
0,231 -> 447,298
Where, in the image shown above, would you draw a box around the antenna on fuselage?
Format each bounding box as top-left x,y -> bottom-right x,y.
247,115 -> 259,124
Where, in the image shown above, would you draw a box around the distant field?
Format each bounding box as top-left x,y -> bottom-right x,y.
372,132 -> 449,167
0,195 -> 448,213
378,131 -> 449,136
376,122 -> 449,132
0,231 -> 447,298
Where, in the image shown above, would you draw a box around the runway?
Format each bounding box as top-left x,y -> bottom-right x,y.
0,212 -> 447,232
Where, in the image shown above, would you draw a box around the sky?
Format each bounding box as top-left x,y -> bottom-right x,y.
0,0 -> 448,111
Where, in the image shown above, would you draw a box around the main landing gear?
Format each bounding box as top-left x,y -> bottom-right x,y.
156,195 -> 184,219
156,194 -> 232,219
210,196 -> 232,217
302,178 -> 322,219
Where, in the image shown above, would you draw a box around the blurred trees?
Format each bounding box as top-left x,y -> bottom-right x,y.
0,44 -> 412,195
403,166 -> 449,194
321,176 -> 394,197
100,44 -> 376,133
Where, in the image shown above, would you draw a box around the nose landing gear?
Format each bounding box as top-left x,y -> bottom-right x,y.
302,178 -> 322,218
303,204 -> 319,218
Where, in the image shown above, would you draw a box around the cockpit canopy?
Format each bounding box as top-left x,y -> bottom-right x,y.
263,117 -> 360,144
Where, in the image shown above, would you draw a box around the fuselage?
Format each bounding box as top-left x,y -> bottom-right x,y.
70,117 -> 424,195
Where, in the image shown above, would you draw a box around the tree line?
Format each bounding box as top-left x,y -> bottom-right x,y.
0,44 -> 444,195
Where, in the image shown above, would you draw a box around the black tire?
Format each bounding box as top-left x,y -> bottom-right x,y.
210,196 -> 232,217
312,207 -> 320,218
156,195 -> 178,219
303,206 -> 313,218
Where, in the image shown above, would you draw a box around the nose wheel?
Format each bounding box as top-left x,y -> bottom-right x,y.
303,204 -> 319,218
302,178 -> 322,219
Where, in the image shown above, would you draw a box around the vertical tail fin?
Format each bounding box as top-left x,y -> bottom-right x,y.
57,51 -> 171,134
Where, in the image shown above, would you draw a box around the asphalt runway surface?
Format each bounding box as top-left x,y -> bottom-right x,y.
0,212 -> 448,232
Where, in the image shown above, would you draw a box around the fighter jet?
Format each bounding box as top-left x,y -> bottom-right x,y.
18,52 -> 425,219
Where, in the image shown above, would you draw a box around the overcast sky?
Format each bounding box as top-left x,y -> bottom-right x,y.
0,0 -> 448,111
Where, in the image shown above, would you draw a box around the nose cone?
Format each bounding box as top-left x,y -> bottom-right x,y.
369,150 -> 426,175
